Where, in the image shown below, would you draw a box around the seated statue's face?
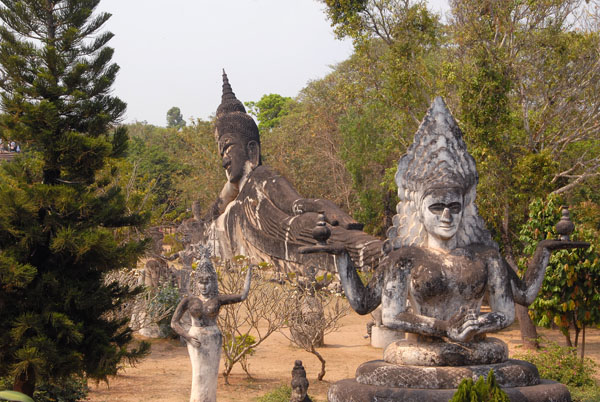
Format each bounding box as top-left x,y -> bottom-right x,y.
419,188 -> 463,242
218,132 -> 248,184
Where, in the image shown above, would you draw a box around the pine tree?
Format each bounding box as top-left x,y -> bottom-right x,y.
0,0 -> 149,396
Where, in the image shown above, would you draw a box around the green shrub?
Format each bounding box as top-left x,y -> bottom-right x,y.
450,369 -> 509,402
570,385 -> 600,402
33,377 -> 88,402
513,339 -> 597,388
223,334 -> 256,374
255,385 -> 291,402
0,376 -> 88,402
151,283 -> 182,338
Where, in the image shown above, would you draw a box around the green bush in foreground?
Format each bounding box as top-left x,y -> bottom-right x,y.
1,376 -> 87,402
450,369 -> 509,402
513,339 -> 600,401
513,339 -> 596,388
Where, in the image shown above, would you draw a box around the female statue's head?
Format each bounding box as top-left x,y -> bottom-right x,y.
193,252 -> 218,298
387,97 -> 495,250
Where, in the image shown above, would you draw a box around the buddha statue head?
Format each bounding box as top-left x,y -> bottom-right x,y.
290,360 -> 309,402
215,70 -> 261,185
387,97 -> 495,250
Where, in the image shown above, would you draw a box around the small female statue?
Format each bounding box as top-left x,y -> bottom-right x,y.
171,253 -> 252,402
302,97 -> 584,349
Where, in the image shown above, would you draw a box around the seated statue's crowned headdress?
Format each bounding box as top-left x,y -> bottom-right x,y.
387,97 -> 495,249
215,70 -> 260,149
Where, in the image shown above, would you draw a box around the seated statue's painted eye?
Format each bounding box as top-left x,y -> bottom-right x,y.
428,204 -> 445,214
448,203 -> 462,214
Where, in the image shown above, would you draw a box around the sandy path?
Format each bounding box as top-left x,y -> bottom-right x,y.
86,311 -> 600,402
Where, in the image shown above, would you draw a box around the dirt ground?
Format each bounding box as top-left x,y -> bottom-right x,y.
86,311 -> 600,402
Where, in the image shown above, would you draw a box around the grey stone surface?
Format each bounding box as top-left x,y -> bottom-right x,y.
355,359 -> 540,389
383,337 -> 508,366
370,326 -> 405,349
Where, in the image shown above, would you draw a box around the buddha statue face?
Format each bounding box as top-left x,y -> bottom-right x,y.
419,187 -> 463,247
218,132 -> 248,184
217,130 -> 260,185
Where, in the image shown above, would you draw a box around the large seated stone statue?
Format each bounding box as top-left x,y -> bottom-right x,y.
302,97 -> 588,401
201,71 -> 383,274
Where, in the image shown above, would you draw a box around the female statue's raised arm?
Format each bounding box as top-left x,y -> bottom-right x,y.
219,265 -> 253,306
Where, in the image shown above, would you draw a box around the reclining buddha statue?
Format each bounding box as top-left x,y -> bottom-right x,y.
200,71 -> 383,274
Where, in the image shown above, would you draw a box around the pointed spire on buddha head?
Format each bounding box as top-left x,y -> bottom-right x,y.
214,70 -> 261,168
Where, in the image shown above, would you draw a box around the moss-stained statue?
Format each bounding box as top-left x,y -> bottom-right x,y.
302,97 -> 587,401
202,71 -> 382,274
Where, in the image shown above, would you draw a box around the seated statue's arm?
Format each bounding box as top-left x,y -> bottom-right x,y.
219,265 -> 253,306
510,239 -> 584,306
171,297 -> 195,343
335,251 -> 383,314
261,174 -> 362,230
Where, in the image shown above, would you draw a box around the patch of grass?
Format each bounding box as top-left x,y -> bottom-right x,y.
254,384 -> 291,402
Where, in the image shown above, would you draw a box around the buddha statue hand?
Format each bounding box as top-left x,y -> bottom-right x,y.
291,199 -> 364,230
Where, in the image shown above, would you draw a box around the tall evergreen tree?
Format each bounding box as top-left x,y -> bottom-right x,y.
0,0 -> 149,396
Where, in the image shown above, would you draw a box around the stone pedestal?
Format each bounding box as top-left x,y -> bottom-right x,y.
328,338 -> 571,402
370,326 -> 404,349
328,378 -> 571,402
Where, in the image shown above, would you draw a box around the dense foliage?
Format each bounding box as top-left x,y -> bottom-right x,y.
0,0 -> 148,396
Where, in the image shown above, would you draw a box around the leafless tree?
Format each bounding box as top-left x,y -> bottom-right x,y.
283,284 -> 350,381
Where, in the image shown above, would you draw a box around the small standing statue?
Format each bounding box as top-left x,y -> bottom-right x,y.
171,252 -> 252,402
290,360 -> 312,402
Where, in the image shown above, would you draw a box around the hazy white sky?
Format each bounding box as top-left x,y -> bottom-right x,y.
97,0 -> 450,126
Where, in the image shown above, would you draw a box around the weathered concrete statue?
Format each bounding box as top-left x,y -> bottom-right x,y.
202,71 -> 382,274
290,360 -> 312,402
171,252 -> 252,402
303,97 -> 587,401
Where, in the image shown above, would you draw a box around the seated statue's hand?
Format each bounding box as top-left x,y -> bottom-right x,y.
445,307 -> 480,342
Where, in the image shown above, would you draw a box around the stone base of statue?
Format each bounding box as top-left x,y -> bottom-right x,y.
327,338 -> 571,402
370,326 -> 404,349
